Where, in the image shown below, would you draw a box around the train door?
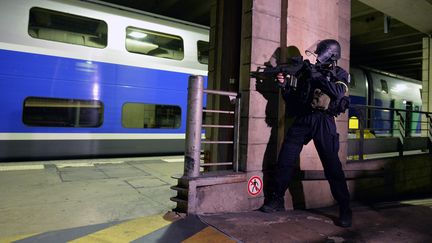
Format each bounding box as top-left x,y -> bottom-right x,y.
364,70 -> 374,131
390,99 -> 396,137
348,68 -> 369,135
404,101 -> 413,137
392,100 -> 413,138
370,75 -> 394,137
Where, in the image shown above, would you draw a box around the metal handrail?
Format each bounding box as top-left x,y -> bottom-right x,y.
202,124 -> 235,129
202,140 -> 234,144
202,88 -> 241,172
352,105 -> 431,115
203,109 -> 235,114
350,105 -> 432,135
183,75 -> 241,177
348,105 -> 432,161
200,162 -> 233,166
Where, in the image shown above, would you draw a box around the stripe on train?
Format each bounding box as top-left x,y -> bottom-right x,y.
0,49 -> 193,134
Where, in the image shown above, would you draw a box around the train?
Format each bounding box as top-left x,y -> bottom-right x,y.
0,0 -> 208,161
349,66 -> 422,137
0,0 -> 423,161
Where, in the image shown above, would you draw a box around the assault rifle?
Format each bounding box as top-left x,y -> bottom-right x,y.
250,56 -> 310,90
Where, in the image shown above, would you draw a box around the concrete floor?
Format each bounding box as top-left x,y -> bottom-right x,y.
2,157 -> 432,242
202,199 -> 432,242
0,156 -> 183,239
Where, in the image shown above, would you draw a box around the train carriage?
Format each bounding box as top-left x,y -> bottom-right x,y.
0,0 -> 209,161
349,66 -> 422,137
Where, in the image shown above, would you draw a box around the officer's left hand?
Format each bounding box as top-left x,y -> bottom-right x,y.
276,72 -> 285,84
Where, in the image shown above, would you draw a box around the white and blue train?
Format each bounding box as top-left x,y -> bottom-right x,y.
0,0 -> 423,161
349,66 -> 422,137
0,0 -> 208,161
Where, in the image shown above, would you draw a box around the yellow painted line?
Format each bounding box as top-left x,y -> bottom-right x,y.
56,162 -> 94,168
93,160 -> 126,165
162,158 -> 184,163
0,232 -> 40,243
401,198 -> 432,206
69,214 -> 171,243
0,164 -> 44,171
182,226 -> 236,243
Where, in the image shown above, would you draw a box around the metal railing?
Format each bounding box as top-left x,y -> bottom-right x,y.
348,105 -> 432,161
184,75 -> 241,177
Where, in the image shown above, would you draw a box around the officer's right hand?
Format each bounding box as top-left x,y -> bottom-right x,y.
276,73 -> 285,84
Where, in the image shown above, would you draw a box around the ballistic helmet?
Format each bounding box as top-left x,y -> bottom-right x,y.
314,39 -> 341,64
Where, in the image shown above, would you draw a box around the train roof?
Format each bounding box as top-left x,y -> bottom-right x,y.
80,0 -> 210,31
0,0 -> 209,75
356,65 -> 422,85
32,0 -> 209,36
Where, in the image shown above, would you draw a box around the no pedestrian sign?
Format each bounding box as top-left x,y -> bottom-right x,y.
247,176 -> 263,196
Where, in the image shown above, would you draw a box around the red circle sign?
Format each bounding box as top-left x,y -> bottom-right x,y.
247,176 -> 263,196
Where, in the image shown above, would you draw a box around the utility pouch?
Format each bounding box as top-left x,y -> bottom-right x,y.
311,88 -> 330,110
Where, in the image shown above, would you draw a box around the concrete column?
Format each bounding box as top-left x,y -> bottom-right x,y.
180,0 -> 352,215
241,0 -> 351,209
422,37 -> 432,113
206,0 -> 242,168
421,37 -> 431,138
239,0 -> 281,209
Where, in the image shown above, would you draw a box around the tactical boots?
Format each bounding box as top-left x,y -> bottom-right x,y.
259,195 -> 285,213
336,207 -> 352,227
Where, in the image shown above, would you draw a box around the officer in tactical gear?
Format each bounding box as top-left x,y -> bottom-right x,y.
260,39 -> 352,228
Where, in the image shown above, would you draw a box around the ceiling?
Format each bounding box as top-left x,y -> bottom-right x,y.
96,0 -> 431,80
351,0 -> 430,80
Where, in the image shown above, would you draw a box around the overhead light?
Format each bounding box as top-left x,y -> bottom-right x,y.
384,15 -> 391,33
128,31 -> 147,39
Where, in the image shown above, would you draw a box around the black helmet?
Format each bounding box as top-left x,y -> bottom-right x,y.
314,39 -> 341,64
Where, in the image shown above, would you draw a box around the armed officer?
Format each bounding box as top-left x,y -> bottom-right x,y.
260,39 -> 352,228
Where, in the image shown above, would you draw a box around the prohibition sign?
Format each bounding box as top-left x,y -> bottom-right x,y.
247,176 -> 263,196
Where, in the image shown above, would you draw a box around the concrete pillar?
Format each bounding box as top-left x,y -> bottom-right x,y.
206,0 -> 242,168
422,37 -> 432,113
187,0 -> 352,214
241,0 -> 351,209
239,0 -> 282,209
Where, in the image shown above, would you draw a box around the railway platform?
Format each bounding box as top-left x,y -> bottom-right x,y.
1,157 -> 432,242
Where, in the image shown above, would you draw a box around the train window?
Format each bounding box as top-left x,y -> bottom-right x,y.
349,73 -> 356,88
380,79 -> 388,94
197,41 -> 209,64
126,27 -> 184,60
122,103 -> 181,129
28,7 -> 107,48
23,97 -> 103,127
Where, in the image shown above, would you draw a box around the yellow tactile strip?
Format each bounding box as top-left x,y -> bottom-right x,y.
70,214 -> 171,242
0,233 -> 40,243
182,226 -> 236,243
0,213 -> 237,243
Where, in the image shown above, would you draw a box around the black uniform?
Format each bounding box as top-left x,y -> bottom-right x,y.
260,39 -> 352,227
274,65 -> 351,212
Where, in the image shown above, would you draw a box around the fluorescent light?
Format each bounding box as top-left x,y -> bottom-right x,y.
128,31 -> 147,39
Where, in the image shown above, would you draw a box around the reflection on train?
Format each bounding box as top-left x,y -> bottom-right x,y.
0,0 -> 208,160
349,66 -> 423,138
0,0 -> 424,161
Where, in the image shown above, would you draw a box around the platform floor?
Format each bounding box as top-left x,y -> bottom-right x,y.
1,157 -> 432,242
0,156 -> 183,241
